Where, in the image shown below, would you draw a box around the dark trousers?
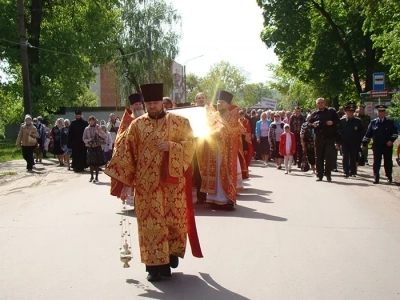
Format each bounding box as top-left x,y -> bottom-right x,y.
192,152 -> 206,202
372,146 -> 393,181
22,146 -> 35,170
293,132 -> 302,166
342,143 -> 358,175
315,137 -> 336,178
252,136 -> 261,159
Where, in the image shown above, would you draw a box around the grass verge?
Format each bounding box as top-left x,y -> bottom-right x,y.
0,171 -> 18,178
0,139 -> 23,163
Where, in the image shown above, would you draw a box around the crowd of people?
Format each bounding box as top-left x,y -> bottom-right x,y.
15,83 -> 399,282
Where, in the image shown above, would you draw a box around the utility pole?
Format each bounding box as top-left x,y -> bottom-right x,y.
147,26 -> 153,83
17,0 -> 32,116
183,65 -> 186,102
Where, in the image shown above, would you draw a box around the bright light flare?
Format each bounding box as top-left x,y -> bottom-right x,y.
169,106 -> 211,138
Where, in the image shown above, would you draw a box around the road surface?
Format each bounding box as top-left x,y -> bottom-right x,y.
0,161 -> 399,300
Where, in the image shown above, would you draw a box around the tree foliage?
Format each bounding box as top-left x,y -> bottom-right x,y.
0,0 -> 122,119
116,0 -> 180,97
185,61 -> 273,108
257,0 -> 400,107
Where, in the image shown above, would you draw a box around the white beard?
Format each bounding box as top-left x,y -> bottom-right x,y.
133,109 -> 145,119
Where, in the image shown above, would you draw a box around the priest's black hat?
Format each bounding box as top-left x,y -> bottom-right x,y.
217,90 -> 233,104
75,109 -> 82,115
375,104 -> 388,111
140,83 -> 164,102
128,93 -> 143,105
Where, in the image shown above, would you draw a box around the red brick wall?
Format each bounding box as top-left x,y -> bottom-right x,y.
100,63 -> 120,107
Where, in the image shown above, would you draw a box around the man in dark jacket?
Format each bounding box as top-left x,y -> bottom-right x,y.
308,98 -> 340,182
67,110 -> 89,172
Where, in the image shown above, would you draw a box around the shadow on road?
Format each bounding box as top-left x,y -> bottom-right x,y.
237,188 -> 273,203
193,204 -> 287,222
126,272 -> 250,300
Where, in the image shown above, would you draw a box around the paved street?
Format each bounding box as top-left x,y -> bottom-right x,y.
1,161 -> 400,300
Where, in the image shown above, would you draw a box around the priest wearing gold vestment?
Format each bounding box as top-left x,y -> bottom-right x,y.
197,91 -> 241,210
105,83 -> 199,282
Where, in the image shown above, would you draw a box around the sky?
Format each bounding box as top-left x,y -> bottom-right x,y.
169,0 -> 279,83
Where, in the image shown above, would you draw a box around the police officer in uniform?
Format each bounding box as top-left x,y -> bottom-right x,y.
308,98 -> 340,181
337,102 -> 364,178
362,104 -> 398,184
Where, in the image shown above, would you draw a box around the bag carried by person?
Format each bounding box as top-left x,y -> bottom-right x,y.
357,149 -> 365,166
27,134 -> 38,146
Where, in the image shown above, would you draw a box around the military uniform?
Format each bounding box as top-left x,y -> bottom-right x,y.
357,106 -> 371,164
337,103 -> 364,177
362,105 -> 398,183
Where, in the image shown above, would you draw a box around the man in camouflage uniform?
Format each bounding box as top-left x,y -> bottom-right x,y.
357,104 -> 371,165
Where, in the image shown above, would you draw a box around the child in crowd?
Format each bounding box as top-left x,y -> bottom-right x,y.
279,124 -> 296,174
100,125 -> 113,165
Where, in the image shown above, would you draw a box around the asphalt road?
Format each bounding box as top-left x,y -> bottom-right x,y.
0,161 -> 399,300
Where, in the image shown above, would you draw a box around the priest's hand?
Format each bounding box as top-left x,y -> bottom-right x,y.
157,141 -> 170,151
120,185 -> 130,201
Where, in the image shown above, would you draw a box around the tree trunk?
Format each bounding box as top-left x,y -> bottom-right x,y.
311,0 -> 363,95
26,0 -> 44,111
364,35 -> 375,92
331,95 -> 339,110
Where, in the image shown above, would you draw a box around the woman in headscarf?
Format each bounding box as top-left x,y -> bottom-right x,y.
50,118 -> 65,166
16,115 -> 39,172
83,116 -> 107,182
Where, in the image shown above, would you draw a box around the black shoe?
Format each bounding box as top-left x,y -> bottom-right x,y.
333,169 -> 338,172
160,269 -> 172,278
326,176 -> 332,182
316,178 -> 323,182
169,255 -> 179,269
387,178 -> 393,183
146,272 -> 161,282
373,180 -> 379,184
89,177 -> 94,182
344,174 -> 349,178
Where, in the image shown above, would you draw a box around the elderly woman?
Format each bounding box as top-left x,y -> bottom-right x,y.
268,113 -> 285,169
300,113 -> 316,173
83,116 -> 107,183
50,118 -> 65,166
256,112 -> 271,166
16,115 -> 39,172
62,119 -> 72,170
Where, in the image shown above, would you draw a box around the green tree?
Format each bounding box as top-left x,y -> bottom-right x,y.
257,0 -> 395,106
116,0 -> 180,98
387,94 -> 400,121
185,73 -> 202,102
240,83 -> 273,108
199,61 -> 247,104
0,0 -> 122,118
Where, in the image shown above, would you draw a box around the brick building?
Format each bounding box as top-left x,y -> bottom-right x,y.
90,61 -> 183,106
90,63 -> 123,107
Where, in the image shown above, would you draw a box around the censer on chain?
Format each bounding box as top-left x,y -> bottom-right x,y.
120,200 -> 132,268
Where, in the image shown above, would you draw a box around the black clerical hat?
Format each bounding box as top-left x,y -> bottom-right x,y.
375,104 -> 388,111
217,90 -> 233,104
140,83 -> 164,102
75,109 -> 82,115
128,93 -> 143,105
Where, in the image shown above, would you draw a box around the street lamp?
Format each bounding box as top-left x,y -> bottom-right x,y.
183,55 -> 204,103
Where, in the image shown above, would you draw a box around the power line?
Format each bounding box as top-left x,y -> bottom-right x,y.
0,37 -> 149,59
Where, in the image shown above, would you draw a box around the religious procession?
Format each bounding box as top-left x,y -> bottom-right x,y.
40,82 -> 393,282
